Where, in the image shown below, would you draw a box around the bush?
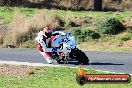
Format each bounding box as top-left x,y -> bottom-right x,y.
81,30 -> 100,39
115,15 -> 124,22
96,18 -> 125,35
70,27 -> 100,42
58,19 -> 65,27
70,27 -> 82,42
19,33 -> 36,43
54,27 -> 65,31
118,32 -> 132,41
70,27 -> 81,37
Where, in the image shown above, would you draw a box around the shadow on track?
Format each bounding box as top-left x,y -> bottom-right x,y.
57,61 -> 124,66
58,61 -> 80,65
89,62 -> 124,65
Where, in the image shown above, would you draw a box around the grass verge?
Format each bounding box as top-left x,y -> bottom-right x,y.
0,65 -> 132,88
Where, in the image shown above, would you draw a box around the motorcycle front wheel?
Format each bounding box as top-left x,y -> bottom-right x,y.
70,48 -> 89,65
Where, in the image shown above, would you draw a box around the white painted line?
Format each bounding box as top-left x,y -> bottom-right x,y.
0,61 -> 61,67
87,68 -> 132,75
0,61 -> 131,75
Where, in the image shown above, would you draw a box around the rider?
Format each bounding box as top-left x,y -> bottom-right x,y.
36,25 -> 54,64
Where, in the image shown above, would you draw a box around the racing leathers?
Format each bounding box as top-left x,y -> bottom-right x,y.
36,31 -> 62,64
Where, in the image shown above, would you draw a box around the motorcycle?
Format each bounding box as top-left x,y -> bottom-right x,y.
50,32 -> 89,65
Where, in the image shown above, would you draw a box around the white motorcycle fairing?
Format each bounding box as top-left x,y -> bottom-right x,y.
36,31 -> 89,64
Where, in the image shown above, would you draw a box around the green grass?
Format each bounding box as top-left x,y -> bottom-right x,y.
0,6 -> 132,24
0,6 -> 13,24
0,66 -> 132,88
0,6 -> 36,24
97,48 -> 132,52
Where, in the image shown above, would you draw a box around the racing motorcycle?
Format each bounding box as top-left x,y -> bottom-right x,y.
50,32 -> 89,65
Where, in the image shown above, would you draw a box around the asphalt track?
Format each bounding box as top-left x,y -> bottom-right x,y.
0,48 -> 132,74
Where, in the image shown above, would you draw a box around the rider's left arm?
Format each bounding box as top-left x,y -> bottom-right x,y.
52,31 -> 65,36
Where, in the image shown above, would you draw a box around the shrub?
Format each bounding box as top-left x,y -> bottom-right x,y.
70,27 -> 81,37
81,29 -> 100,39
118,32 -> 132,41
76,35 -> 85,42
96,18 -> 125,35
114,15 -> 124,22
70,27 -> 100,42
58,19 -> 65,27
19,33 -> 36,43
70,27 -> 83,42
54,27 -> 65,31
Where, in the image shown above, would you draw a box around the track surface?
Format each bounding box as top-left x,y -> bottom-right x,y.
0,48 -> 132,74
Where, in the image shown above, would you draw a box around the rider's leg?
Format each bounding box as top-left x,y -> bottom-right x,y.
39,52 -> 53,64
37,43 -> 53,64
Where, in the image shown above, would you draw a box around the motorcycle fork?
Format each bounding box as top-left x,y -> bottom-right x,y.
63,53 -> 70,64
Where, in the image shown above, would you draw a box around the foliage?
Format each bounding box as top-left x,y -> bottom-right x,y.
81,29 -> 100,39
19,33 -> 36,43
54,27 -> 65,31
70,27 -> 100,42
114,15 -> 124,22
0,6 -> 13,12
117,32 -> 132,41
96,17 -> 125,35
19,8 -> 36,16
70,27 -> 81,37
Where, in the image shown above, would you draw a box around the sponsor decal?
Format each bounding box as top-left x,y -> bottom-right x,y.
76,66 -> 131,85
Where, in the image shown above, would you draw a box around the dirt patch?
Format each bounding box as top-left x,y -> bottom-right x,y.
65,16 -> 93,27
0,64 -> 41,76
121,40 -> 132,47
123,18 -> 132,26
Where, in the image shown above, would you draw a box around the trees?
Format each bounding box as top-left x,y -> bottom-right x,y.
94,0 -> 102,11
0,0 -> 4,5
